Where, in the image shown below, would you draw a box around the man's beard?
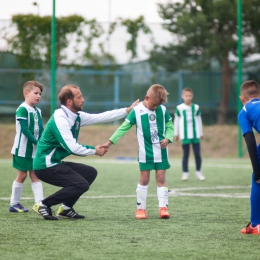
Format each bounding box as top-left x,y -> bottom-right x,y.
72,101 -> 83,112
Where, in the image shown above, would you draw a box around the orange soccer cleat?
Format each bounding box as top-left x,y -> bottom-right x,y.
241,223 -> 260,234
159,207 -> 170,219
135,209 -> 147,219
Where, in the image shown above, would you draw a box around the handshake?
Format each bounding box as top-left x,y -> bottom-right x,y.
94,140 -> 113,157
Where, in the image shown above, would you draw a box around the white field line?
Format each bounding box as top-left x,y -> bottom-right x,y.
0,186 -> 250,200
0,159 -> 253,169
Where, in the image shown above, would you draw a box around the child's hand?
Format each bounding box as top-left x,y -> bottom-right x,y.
254,172 -> 260,183
100,140 -> 113,149
95,145 -> 108,156
160,138 -> 169,149
174,136 -> 179,141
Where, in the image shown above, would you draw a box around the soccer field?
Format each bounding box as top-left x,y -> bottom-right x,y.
0,158 -> 259,260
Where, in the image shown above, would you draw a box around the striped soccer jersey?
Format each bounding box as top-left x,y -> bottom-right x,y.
11,102 -> 43,158
173,103 -> 203,144
126,102 -> 173,163
33,105 -> 128,170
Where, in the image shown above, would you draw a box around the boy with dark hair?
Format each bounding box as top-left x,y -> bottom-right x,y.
238,80 -> 260,234
173,87 -> 205,181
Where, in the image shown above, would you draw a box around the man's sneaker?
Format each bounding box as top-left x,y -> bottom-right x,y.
159,207 -> 170,219
9,203 -> 29,213
56,206 -> 85,219
182,173 -> 189,181
241,223 -> 260,234
32,202 -> 58,220
135,209 -> 147,219
196,172 -> 206,181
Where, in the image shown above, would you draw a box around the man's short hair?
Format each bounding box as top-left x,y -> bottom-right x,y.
58,85 -> 79,105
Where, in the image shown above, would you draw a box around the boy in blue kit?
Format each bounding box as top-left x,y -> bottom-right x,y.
238,80 -> 260,234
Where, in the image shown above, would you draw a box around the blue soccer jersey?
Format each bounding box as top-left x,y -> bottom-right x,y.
238,98 -> 260,135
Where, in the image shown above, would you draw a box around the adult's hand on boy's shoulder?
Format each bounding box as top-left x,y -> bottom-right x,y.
126,99 -> 140,113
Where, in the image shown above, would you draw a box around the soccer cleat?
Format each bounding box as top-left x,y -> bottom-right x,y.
241,222 -> 260,234
56,206 -> 85,219
182,173 -> 189,181
9,203 -> 29,213
135,209 -> 147,219
196,172 -> 206,181
159,207 -> 170,219
32,202 -> 58,220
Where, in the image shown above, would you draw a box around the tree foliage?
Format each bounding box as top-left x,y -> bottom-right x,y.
150,0 -> 260,124
119,16 -> 151,60
9,14 -> 85,68
8,14 -> 118,70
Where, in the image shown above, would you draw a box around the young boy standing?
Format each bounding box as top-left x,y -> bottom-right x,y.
238,80 -> 260,234
9,81 -> 44,213
102,84 -> 174,219
173,87 -> 205,181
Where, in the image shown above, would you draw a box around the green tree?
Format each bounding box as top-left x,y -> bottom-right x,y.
8,14 -> 117,71
9,14 -> 85,69
82,19 -> 116,70
149,0 -> 260,124
119,16 -> 151,60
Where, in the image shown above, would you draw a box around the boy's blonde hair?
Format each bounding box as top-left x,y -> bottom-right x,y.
241,80 -> 260,100
147,84 -> 169,104
23,81 -> 43,93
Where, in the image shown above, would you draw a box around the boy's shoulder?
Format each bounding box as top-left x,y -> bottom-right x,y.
132,102 -> 145,111
243,98 -> 260,111
176,103 -> 199,109
16,103 -> 41,116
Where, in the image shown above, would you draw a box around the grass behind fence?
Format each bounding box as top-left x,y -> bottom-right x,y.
0,158 -> 259,260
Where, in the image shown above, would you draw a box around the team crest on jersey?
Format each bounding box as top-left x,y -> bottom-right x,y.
149,114 -> 156,121
34,113 -> 38,121
75,121 -> 80,130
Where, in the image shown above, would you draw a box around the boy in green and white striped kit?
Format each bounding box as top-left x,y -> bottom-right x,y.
9,81 -> 44,213
174,87 -> 205,181
102,84 -> 174,220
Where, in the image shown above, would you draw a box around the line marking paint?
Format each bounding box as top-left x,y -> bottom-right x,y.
0,186 -> 250,200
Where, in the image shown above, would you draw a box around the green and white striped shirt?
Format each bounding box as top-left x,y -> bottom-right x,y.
174,103 -> 203,144
33,105 -> 128,170
11,102 -> 43,158
110,102 -> 174,163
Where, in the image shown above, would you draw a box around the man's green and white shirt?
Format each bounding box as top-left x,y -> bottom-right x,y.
33,105 -> 128,170
174,103 -> 203,144
11,102 -> 43,158
109,102 -> 174,164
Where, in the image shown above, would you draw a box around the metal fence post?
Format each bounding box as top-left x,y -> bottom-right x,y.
114,72 -> 119,125
178,70 -> 183,105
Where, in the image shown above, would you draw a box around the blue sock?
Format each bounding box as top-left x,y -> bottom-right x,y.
250,173 -> 260,227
